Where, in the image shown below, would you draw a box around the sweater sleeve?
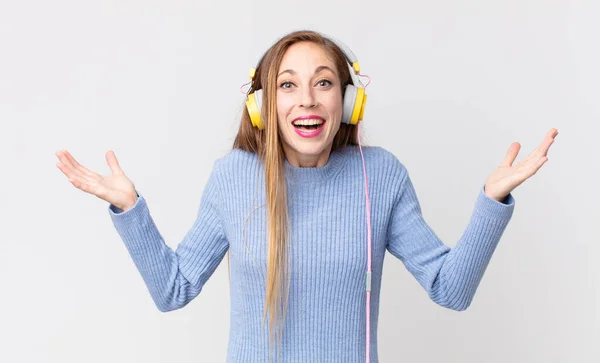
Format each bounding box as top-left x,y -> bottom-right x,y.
385,162 -> 515,311
108,161 -> 229,312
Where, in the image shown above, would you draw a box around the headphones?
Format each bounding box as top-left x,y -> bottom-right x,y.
245,35 -> 367,130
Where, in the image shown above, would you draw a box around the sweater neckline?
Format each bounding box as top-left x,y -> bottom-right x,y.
283,147 -> 348,184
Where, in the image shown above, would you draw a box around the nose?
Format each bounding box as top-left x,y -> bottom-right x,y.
299,87 -> 317,108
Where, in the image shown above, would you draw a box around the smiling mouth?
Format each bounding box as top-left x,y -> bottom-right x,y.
292,118 -> 325,131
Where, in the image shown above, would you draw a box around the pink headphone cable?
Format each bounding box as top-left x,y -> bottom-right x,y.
356,124 -> 372,363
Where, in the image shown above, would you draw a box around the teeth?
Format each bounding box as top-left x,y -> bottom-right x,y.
293,119 -> 324,126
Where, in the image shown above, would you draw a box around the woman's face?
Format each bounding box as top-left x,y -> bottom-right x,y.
275,41 -> 343,168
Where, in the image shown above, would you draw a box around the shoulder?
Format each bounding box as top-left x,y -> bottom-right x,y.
344,145 -> 408,177
214,148 -> 259,167
210,148 -> 262,182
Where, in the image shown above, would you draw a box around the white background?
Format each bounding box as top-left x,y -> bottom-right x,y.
1,0 -> 597,362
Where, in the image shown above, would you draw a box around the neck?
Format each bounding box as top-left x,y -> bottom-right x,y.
283,145 -> 349,184
282,143 -> 334,168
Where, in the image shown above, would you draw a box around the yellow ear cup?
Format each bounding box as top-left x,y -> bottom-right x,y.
358,93 -> 367,121
349,87 -> 366,125
245,92 -> 264,130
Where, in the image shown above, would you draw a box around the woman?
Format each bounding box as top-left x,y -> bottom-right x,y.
55,30 -> 558,362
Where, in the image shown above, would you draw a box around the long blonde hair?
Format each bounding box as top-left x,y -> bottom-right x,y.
230,30 -> 360,360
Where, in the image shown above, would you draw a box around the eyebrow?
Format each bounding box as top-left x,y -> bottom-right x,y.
277,65 -> 335,77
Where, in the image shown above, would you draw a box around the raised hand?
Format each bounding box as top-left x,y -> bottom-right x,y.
484,128 -> 559,202
56,150 -> 138,211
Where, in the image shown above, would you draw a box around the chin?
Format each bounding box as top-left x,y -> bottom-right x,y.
281,124 -> 336,155
294,145 -> 326,155
291,139 -> 335,158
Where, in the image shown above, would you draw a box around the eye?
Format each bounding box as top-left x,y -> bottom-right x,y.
279,81 -> 295,89
316,79 -> 333,87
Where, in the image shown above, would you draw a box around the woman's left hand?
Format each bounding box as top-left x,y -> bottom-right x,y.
484,128 -> 559,202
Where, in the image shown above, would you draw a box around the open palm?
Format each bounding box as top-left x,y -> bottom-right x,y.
56,149 -> 138,211
484,128 -> 559,202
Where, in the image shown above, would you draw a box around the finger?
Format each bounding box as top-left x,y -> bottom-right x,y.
500,142 -> 521,167
56,151 -> 81,179
56,160 -> 98,189
106,150 -> 124,175
56,159 -> 75,179
528,156 -> 549,178
519,153 -> 549,179
56,150 -> 97,179
68,173 -> 104,196
64,150 -> 99,178
547,127 -> 559,138
533,128 -> 559,157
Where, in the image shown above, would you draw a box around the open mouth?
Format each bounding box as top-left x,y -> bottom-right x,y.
292,118 -> 325,130
291,117 -> 326,138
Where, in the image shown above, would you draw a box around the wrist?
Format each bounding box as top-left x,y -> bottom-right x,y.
118,191 -> 138,212
484,185 -> 506,203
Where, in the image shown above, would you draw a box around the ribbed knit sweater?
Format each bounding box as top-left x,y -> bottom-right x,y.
108,145 -> 515,363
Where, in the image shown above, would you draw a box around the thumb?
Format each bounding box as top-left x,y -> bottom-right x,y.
106,150 -> 124,174
499,142 -> 520,167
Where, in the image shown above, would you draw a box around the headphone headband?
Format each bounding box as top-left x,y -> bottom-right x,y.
248,33 -> 361,82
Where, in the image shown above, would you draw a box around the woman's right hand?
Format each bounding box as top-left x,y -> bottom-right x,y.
56,149 -> 138,212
